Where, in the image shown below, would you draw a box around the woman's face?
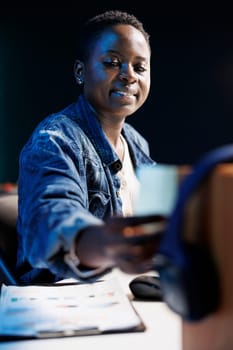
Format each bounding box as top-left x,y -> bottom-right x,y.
80,24 -> 151,121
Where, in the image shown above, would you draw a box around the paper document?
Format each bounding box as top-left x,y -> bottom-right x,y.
0,278 -> 144,338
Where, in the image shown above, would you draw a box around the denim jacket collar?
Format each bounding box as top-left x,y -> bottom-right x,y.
74,94 -> 153,171
74,95 -> 120,170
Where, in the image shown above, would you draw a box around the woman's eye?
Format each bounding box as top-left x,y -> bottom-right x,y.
135,65 -> 147,73
103,60 -> 120,67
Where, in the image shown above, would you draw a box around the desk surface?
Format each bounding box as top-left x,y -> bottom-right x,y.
0,269 -> 182,350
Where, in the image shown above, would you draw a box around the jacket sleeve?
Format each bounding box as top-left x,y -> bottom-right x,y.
17,125 -> 105,280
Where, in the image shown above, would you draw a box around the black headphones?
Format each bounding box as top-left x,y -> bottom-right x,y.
154,144 -> 233,321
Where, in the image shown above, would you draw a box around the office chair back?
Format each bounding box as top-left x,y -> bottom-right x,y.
0,194 -> 19,285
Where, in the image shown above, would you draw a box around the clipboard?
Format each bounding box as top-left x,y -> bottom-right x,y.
0,277 -> 145,340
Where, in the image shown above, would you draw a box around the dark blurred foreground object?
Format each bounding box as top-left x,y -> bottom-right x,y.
181,162 -> 233,350
153,144 -> 233,350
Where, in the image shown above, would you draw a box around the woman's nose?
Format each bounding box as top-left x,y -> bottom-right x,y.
119,66 -> 136,83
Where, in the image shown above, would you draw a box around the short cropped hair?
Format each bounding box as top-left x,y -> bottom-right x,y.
76,10 -> 151,61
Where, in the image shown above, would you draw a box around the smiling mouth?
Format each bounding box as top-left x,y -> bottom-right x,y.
111,90 -> 137,99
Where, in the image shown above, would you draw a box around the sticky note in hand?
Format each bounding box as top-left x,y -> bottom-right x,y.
133,164 -> 178,217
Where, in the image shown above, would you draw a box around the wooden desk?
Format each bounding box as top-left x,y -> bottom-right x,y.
0,269 -> 182,350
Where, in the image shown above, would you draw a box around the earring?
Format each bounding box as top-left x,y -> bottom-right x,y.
76,77 -> 83,85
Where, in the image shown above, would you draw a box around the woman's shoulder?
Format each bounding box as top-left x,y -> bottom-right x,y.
21,103 -> 85,152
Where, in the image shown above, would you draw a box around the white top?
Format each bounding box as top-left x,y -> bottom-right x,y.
118,135 -> 140,217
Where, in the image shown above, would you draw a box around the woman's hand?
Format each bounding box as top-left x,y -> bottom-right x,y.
75,215 -> 166,274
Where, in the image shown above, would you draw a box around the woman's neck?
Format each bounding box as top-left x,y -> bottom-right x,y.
102,125 -> 125,162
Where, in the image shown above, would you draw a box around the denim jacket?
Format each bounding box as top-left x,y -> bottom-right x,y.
17,94 -> 156,283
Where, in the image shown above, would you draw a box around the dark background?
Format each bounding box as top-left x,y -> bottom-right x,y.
1,3 -> 233,182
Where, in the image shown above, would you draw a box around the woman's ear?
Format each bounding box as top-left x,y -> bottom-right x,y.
74,60 -> 85,85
